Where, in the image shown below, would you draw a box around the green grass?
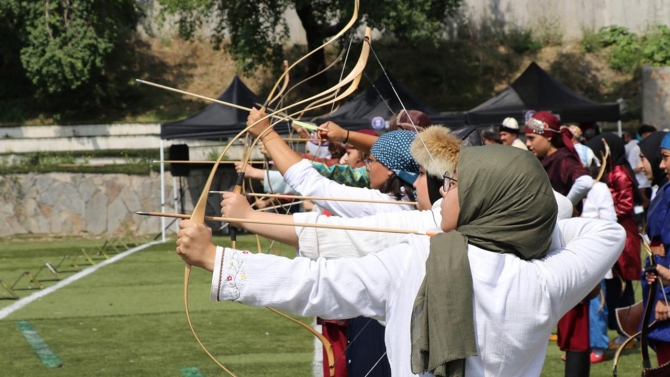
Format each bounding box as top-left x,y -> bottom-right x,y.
0,235 -> 653,376
0,235 -> 313,376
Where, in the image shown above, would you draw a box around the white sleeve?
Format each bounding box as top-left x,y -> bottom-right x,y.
538,218 -> 625,317
283,159 -> 414,217
210,242 -> 414,321
566,175 -> 594,205
263,170 -> 298,195
293,209 -> 440,259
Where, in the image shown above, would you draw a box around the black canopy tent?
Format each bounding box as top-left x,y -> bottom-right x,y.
466,62 -> 620,126
161,76 -> 263,140
315,73 -> 466,130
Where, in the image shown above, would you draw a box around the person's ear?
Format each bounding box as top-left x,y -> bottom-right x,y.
387,170 -> 393,177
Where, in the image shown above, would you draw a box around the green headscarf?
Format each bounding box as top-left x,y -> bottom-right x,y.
411,145 -> 558,376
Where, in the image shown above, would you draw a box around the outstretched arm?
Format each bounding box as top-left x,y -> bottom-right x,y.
317,121 -> 378,154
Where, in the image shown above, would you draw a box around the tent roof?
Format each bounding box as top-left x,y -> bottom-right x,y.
466,62 -> 620,126
315,73 -> 460,130
161,76 -> 261,140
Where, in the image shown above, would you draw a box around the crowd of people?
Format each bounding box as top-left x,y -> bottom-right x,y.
174,109 -> 670,377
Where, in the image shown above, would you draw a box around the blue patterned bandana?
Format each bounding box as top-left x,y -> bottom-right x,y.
370,130 -> 420,184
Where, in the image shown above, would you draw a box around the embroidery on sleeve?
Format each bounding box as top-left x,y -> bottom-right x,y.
224,250 -> 249,300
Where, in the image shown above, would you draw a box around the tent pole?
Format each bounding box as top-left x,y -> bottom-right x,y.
617,120 -> 622,137
173,176 -> 179,234
160,139 -> 166,243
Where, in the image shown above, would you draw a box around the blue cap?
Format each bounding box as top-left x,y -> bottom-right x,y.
662,132 -> 670,150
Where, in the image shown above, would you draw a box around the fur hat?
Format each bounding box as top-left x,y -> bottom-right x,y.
410,126 -> 461,179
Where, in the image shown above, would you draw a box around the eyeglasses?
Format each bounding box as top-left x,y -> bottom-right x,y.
364,158 -> 377,168
443,172 -> 458,194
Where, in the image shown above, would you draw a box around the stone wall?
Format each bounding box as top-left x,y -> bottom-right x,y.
0,167 -> 238,237
643,66 -> 670,128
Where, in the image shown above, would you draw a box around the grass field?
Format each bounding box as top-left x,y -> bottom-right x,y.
0,234 -> 651,376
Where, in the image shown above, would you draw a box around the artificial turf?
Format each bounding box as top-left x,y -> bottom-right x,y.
0,234 -> 652,376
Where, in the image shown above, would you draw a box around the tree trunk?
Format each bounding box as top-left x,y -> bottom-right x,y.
293,2 -> 328,87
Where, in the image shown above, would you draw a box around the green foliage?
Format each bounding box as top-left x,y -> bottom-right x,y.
0,0 -> 143,120
580,27 -> 601,53
584,25 -> 670,73
641,25 -> 670,67
157,0 -> 462,76
506,26 -> 542,54
0,149 -> 164,175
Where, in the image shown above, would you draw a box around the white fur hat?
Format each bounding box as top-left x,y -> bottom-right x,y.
410,126 -> 461,179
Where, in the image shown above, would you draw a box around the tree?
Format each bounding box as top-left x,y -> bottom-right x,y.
0,0 -> 141,108
157,0 -> 462,82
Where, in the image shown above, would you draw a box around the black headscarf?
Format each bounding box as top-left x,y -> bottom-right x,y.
639,131 -> 670,187
587,132 -> 643,204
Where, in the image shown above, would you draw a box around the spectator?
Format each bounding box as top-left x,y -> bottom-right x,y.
499,117 -> 528,149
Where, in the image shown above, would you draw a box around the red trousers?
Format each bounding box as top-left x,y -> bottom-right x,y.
557,303 -> 590,352
656,341 -> 670,366
321,320 -> 349,377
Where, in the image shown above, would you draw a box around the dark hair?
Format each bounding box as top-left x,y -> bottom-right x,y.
639,124 -> 657,136
328,143 -> 346,160
379,174 -> 416,202
480,130 -> 501,144
549,134 -> 565,149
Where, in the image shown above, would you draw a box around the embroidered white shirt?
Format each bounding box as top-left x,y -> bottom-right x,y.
211,218 -> 625,377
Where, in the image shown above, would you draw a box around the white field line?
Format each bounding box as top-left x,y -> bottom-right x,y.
0,241 -> 162,320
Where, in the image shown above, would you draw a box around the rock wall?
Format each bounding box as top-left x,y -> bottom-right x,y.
643,66 -> 670,128
0,167 -> 238,237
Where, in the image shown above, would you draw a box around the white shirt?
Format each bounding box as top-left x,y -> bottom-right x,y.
512,139 -> 528,150
284,159 -> 414,217
581,182 -> 617,222
293,191 -> 574,260
211,218 -> 624,377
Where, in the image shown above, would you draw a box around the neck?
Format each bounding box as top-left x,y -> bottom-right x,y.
546,146 -> 558,157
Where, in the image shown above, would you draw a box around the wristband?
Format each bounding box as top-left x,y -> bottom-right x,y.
343,130 -> 350,144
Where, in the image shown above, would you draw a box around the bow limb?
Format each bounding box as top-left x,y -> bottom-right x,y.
261,0 -> 360,110
279,47 -> 347,107
266,60 -> 290,107
267,307 -> 337,376
595,140 -> 610,182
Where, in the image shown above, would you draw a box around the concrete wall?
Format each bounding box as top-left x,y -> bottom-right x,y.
0,168 -> 238,237
462,0 -> 669,39
138,0 -> 669,43
642,66 -> 670,127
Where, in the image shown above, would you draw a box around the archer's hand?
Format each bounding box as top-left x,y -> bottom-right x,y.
657,300 -> 670,321
221,192 -> 254,225
317,121 -> 347,143
235,162 -> 264,181
247,107 -> 272,138
176,220 -> 217,272
647,265 -> 670,285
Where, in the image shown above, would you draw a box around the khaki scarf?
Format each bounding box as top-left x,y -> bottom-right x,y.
411,145 -> 558,376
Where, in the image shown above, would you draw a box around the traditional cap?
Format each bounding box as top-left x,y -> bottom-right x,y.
306,135 -> 331,159
370,130 -> 420,184
568,125 -> 582,139
410,126 -> 461,179
500,117 -> 520,133
525,111 -> 577,156
393,110 -> 432,132
525,111 -> 561,135
662,132 -> 670,150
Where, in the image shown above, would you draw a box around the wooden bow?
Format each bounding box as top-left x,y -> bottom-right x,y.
183,3 -> 362,376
